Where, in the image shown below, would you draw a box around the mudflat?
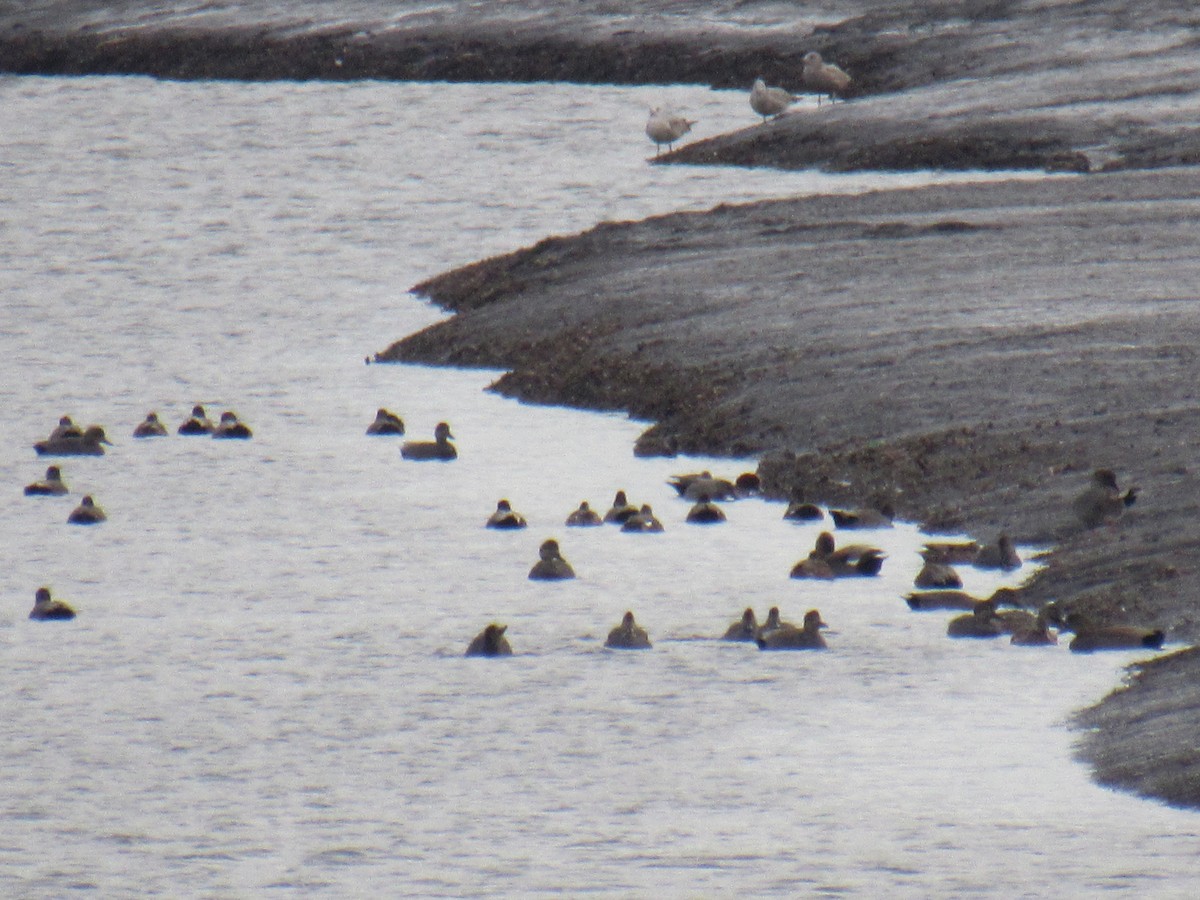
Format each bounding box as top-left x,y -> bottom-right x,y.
8,0 -> 1200,807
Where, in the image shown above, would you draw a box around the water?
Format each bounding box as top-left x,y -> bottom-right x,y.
1,76 -> 1196,896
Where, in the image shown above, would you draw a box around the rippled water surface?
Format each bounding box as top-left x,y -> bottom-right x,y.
1,77 -> 1197,896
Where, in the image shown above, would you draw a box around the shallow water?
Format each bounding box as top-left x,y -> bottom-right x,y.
1,76 -> 1196,896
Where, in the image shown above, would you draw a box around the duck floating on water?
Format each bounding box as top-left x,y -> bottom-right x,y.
401,422 -> 456,461
722,608 -> 759,642
947,600 -> 1004,638
466,623 -> 512,657
486,499 -> 527,530
621,504 -> 664,533
212,411 -> 253,439
603,490 -> 638,525
24,465 -> 68,496
67,494 -> 106,525
791,531 -> 884,579
686,494 -> 726,524
29,587 -> 76,621
178,405 -> 214,435
366,408 -> 405,435
606,611 -> 652,649
132,412 -> 168,438
565,501 -> 603,527
528,539 -> 575,581
35,424 -> 111,457
758,609 -> 828,650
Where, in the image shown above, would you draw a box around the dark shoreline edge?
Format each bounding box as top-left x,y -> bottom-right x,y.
7,0 -> 1200,809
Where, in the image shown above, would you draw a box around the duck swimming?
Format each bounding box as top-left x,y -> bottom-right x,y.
29,587 -> 76,621
621,504 -> 664,533
132,412 -> 168,438
686,494 -> 726,524
668,471 -> 737,502
466,623 -> 513,657
603,490 -> 638,524
178,405 -> 214,435
212,411 -> 253,439
486,499 -> 527,530
830,503 -> 894,529
723,607 -> 759,642
783,487 -> 824,522
973,533 -> 1021,570
605,611 -> 652,649
565,501 -> 603,527
47,416 -> 82,441
528,539 -> 576,581
947,600 -> 1004,638
24,465 -> 68,496
790,532 -> 884,579
401,422 -> 456,461
757,609 -> 828,650
913,560 -> 963,589
35,424 -> 111,457
366,408 -> 405,435
67,495 -> 107,525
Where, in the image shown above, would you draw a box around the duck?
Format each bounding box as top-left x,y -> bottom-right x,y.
528,539 -> 576,581
47,416 -> 82,441
178,405 -> 215,435
783,487 -> 823,522
29,587 -> 76,621
757,609 -> 828,650
722,608 -> 759,642
621,504 -> 664,533
750,77 -> 799,121
132,412 -> 169,438
946,600 -> 1004,638
668,471 -> 736,501
212,411 -> 253,439
1073,468 -> 1137,528
35,424 -> 111,457
603,490 -> 639,524
486,499 -> 527,530
920,540 -> 980,565
973,533 -> 1021,570
466,623 -> 513,657
734,473 -> 762,497
645,107 -> 696,156
686,494 -> 726,524
1010,608 -> 1059,646
756,606 -> 795,639
366,408 -> 405,435
905,590 -> 985,612
605,611 -> 652,649
565,501 -> 603,527
24,465 -> 68,496
1054,610 -> 1165,653
830,503 -> 894,529
802,51 -> 852,105
67,494 -> 107,524
401,422 -> 456,461
914,560 -> 963,589
790,531 -> 884,579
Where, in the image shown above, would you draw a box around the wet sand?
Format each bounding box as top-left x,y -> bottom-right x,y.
8,0 -> 1200,808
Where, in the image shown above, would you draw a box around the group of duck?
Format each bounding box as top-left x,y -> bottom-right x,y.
464,466 -> 1163,658
26,406 -> 1162,660
646,51 -> 853,155
22,406 -> 254,620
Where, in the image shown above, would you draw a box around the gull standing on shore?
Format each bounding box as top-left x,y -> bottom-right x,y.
645,107 -> 696,156
802,51 -> 852,104
750,78 -> 799,122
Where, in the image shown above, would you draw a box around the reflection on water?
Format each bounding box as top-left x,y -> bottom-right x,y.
0,76 -> 1196,896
